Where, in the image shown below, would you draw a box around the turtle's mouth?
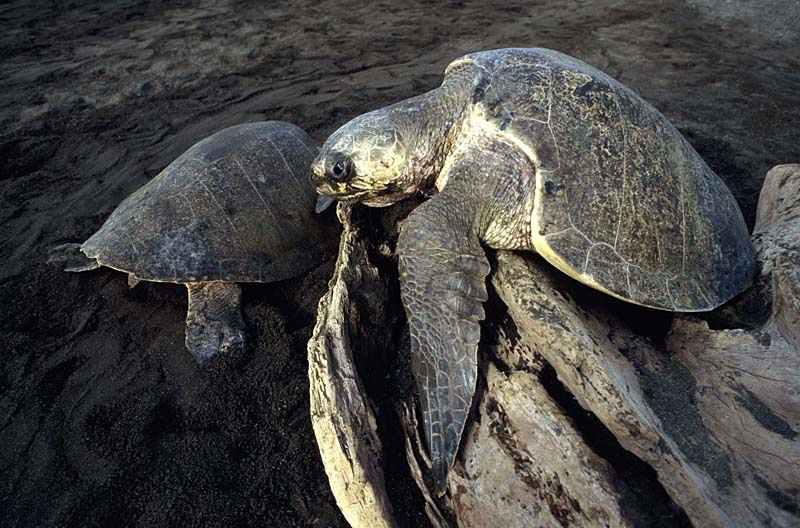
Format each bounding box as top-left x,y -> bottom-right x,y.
313,186 -> 375,213
315,187 -> 373,201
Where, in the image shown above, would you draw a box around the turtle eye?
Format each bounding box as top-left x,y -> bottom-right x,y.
333,161 -> 345,177
327,154 -> 353,182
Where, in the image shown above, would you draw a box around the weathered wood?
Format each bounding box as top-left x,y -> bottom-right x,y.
754,164 -> 800,351
445,328 -> 632,527
491,250 -> 729,526
398,315 -> 639,527
666,318 -> 799,526
309,165 -> 800,528
307,203 -> 396,528
483,165 -> 800,527
660,164 -> 800,526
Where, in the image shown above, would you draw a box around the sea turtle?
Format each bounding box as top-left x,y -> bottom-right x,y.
310,48 -> 756,495
52,121 -> 339,364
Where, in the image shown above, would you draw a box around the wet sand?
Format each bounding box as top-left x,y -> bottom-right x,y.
1,0 -> 798,526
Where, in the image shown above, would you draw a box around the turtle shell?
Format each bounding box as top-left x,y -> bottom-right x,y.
447,48 -> 755,311
82,121 -> 339,283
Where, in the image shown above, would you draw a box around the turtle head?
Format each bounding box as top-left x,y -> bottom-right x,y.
312,109 -> 414,208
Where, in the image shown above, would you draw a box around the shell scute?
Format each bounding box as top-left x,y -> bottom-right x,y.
450,48 -> 755,310
82,121 -> 339,283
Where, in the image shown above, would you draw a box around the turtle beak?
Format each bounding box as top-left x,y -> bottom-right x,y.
315,194 -> 335,213
311,158 -> 337,213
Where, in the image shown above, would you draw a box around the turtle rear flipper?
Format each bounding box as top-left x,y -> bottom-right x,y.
47,243 -> 101,273
185,282 -> 245,364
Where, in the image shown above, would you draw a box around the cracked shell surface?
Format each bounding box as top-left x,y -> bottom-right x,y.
453,48 -> 756,310
81,121 -> 339,283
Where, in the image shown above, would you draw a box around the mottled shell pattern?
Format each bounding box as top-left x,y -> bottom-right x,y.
81,121 -> 339,284
451,48 -> 755,310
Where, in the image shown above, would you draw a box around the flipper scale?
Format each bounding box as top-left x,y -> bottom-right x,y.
398,192 -> 489,496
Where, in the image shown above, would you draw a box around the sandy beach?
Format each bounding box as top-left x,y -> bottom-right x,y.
1,0 -> 798,526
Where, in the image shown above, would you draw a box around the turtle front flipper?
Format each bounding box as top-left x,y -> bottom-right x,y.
398,192 -> 490,496
185,282 -> 245,364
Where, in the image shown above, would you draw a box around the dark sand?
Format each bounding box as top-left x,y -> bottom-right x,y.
1,1 -> 798,526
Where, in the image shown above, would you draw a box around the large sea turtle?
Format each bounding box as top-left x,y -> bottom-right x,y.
310,48 -> 756,495
53,121 -> 339,363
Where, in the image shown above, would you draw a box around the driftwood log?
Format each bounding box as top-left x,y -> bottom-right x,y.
307,165 -> 800,528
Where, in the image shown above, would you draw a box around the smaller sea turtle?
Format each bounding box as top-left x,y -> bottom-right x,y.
311,48 -> 756,494
52,121 -> 339,363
